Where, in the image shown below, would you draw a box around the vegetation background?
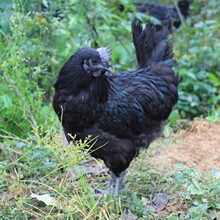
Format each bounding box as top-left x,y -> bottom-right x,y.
0,0 -> 219,219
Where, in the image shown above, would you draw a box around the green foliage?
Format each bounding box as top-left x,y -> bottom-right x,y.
170,164 -> 220,219
0,1 -> 58,137
172,0 -> 220,119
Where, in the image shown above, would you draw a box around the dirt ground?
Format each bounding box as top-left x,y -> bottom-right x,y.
150,119 -> 220,172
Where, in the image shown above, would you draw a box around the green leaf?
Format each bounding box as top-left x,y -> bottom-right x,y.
0,95 -> 13,109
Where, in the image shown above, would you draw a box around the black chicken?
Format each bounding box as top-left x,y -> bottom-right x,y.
136,0 -> 190,29
53,19 -> 179,196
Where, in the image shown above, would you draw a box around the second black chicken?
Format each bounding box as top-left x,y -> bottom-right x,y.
136,0 -> 190,29
53,19 -> 180,196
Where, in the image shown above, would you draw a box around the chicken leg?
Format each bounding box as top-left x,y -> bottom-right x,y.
108,171 -> 125,196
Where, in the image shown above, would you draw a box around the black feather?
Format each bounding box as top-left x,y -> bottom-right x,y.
132,18 -> 172,68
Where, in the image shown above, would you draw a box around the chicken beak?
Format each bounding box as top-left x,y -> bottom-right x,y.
92,64 -> 113,78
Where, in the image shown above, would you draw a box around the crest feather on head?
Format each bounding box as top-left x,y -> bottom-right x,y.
97,47 -> 111,63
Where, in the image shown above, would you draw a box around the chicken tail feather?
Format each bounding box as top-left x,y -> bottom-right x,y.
132,18 -> 173,69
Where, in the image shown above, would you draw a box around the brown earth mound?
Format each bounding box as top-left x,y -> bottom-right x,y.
150,119 -> 220,172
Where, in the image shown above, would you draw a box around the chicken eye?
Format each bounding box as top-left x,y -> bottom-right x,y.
91,59 -> 97,64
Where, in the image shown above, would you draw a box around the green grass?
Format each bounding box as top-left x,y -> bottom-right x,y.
1,122 -> 220,219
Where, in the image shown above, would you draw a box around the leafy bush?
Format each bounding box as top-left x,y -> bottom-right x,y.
0,1 -> 58,137
173,0 -> 220,118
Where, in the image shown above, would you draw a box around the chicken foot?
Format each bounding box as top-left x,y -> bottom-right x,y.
108,171 -> 125,196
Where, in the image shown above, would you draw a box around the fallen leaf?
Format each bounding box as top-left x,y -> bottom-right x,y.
120,210 -> 138,220
30,193 -> 56,206
152,193 -> 169,211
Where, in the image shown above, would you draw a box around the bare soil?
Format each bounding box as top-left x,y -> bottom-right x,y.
150,119 -> 220,172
